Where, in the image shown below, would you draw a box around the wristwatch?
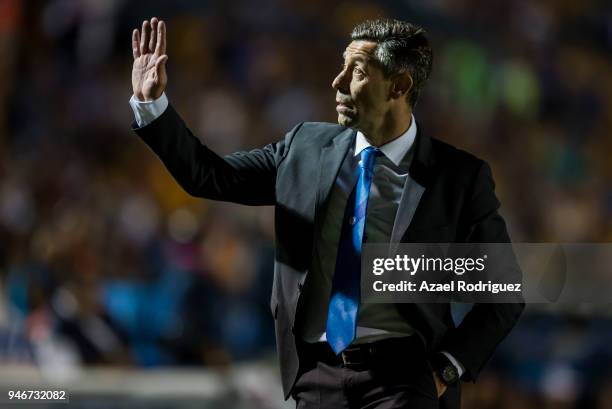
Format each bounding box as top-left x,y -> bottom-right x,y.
430,353 -> 460,386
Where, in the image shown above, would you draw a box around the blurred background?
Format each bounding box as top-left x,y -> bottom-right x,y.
0,0 -> 611,408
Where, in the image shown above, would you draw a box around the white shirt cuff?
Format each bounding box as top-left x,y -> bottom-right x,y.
441,351 -> 465,379
129,92 -> 169,127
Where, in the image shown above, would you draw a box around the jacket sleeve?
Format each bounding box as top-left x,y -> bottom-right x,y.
439,161 -> 525,382
133,104 -> 301,205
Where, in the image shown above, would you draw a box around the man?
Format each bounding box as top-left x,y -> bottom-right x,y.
129,17 -> 524,408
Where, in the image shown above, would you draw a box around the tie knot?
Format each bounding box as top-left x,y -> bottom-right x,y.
359,147 -> 380,170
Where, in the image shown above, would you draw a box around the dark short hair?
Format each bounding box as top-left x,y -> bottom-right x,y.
351,18 -> 433,107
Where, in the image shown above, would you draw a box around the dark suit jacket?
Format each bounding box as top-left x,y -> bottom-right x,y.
133,105 -> 525,402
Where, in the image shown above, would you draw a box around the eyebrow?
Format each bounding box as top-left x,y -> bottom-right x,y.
342,51 -> 368,63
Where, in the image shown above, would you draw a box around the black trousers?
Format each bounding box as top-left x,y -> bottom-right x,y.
292,337 -> 460,409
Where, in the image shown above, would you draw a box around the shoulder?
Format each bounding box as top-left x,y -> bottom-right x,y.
425,136 -> 496,191
274,121 -> 350,166
294,121 -> 349,138
280,121 -> 351,153
430,136 -> 488,173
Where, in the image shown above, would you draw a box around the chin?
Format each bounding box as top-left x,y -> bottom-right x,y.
337,113 -> 356,127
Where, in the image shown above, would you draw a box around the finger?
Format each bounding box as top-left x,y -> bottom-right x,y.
155,54 -> 168,76
155,20 -> 166,56
132,29 -> 140,59
149,17 -> 158,53
140,20 -> 149,54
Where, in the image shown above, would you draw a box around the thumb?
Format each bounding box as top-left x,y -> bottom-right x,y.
155,54 -> 168,76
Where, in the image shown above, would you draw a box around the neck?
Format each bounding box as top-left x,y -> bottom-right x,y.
361,112 -> 412,147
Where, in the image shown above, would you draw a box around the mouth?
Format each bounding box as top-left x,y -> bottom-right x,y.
336,100 -> 353,113
336,104 -> 353,114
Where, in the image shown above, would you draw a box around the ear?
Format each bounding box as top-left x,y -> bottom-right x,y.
389,72 -> 413,100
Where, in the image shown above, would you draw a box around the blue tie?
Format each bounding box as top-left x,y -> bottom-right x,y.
326,146 -> 380,354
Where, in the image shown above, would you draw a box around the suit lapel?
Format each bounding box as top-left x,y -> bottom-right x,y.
390,124 -> 438,246
315,128 -> 355,211
390,175 -> 425,245
313,128 -> 355,232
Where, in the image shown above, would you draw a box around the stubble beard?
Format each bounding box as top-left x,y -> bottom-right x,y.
337,112 -> 358,128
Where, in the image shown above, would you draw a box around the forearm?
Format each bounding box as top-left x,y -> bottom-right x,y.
440,302 -> 524,381
441,161 -> 525,381
134,103 -> 277,204
132,98 -> 300,204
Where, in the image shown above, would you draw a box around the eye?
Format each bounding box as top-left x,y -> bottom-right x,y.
353,67 -> 366,78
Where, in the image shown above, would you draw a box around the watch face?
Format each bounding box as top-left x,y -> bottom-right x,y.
442,365 -> 458,383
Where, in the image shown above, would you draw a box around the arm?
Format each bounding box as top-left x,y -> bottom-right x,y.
130,17 -> 299,204
439,161 -> 525,382
134,104 -> 300,204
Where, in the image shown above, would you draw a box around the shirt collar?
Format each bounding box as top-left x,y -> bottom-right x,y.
354,114 -> 417,166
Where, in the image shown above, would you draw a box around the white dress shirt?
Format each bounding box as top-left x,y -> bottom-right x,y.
300,119 -> 417,345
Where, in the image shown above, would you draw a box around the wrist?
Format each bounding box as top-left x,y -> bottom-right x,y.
133,93 -> 161,103
430,352 -> 460,386
134,91 -> 145,102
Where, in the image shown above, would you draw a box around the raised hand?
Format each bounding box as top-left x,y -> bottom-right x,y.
132,17 -> 168,101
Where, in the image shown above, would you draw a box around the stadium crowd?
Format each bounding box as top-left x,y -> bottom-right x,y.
0,0 -> 611,407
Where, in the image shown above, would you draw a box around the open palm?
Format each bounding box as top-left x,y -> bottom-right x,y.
132,18 -> 168,102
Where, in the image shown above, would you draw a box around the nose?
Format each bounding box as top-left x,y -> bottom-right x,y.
332,68 -> 348,92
